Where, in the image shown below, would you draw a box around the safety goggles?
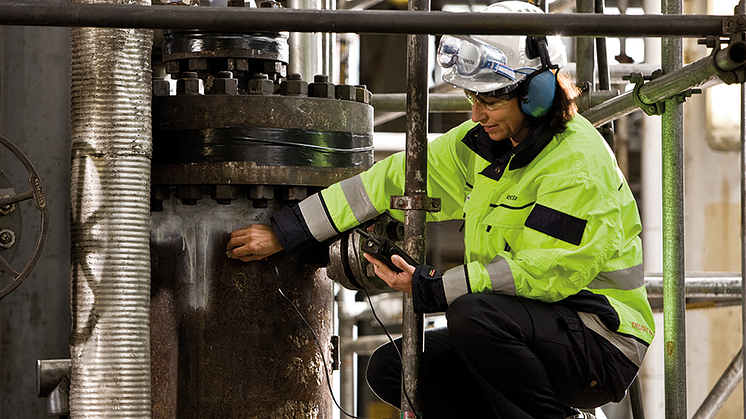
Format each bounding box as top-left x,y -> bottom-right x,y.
437,35 -> 516,82
463,89 -> 518,111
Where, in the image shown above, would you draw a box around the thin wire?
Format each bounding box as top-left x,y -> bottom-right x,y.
351,231 -> 423,419
266,259 -> 369,419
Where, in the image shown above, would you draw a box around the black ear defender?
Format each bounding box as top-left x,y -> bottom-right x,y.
520,37 -> 558,118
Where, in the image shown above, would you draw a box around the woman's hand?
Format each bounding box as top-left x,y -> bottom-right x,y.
226,224 -> 282,262
363,253 -> 416,295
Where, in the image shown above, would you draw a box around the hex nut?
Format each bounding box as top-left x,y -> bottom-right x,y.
0,195 -> 16,215
248,74 -> 275,95
0,229 -> 15,249
188,58 -> 208,71
335,85 -> 356,101
264,61 -> 285,76
176,184 -> 203,201
249,185 -> 275,200
165,60 -> 180,74
176,72 -> 202,96
212,185 -> 238,204
310,75 -> 335,99
213,72 -> 238,95
284,186 -> 307,201
281,74 -> 308,96
355,85 -> 371,104
153,78 -> 171,96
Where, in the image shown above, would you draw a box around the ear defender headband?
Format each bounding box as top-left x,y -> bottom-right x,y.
520,37 -> 558,118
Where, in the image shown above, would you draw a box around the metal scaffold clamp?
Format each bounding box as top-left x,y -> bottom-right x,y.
390,193 -> 441,213
624,72 -> 666,116
700,34 -> 746,84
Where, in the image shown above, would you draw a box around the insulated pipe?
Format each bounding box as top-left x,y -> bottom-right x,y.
582,41 -> 746,127
0,3 -> 726,37
69,0 -> 153,417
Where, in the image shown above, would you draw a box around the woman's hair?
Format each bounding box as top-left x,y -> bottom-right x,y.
530,71 -> 579,134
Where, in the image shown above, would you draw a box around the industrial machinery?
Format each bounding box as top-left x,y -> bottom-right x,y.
148,2 -> 375,417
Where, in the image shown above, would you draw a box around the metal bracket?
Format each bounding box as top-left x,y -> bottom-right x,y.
624,72 -> 666,117
674,88 -> 702,103
390,194 -> 441,212
722,14 -> 746,35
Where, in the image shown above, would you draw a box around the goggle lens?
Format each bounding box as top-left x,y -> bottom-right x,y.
437,35 -> 516,81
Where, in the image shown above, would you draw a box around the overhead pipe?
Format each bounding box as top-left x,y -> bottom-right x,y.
69,0 -> 153,417
0,2 -> 727,37
582,40 -> 746,126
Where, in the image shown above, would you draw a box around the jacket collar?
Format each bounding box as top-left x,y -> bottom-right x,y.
462,123 -> 554,180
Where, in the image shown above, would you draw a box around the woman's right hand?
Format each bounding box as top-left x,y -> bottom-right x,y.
226,224 -> 282,262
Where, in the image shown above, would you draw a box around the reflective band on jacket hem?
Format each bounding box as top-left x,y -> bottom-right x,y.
298,194 -> 338,242
486,255 -> 516,296
588,263 -> 644,291
340,175 -> 379,224
443,265 -> 470,305
578,311 -> 647,367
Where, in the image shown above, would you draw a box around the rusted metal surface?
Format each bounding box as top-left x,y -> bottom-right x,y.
151,161 -> 365,187
153,95 -> 373,132
151,195 -> 334,419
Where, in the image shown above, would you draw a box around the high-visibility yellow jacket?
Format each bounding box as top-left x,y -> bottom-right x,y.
272,114 -> 655,369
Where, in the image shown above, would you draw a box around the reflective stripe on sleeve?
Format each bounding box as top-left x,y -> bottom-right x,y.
340,175 -> 380,224
588,263 -> 644,291
578,311 -> 648,367
486,255 -> 516,296
298,193 -> 338,242
443,265 -> 470,305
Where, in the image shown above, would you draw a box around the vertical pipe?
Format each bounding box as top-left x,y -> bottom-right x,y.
661,0 -> 686,418
642,0 -> 663,273
288,0 -> 321,80
401,0 -> 429,415
69,0 -> 153,417
576,0 -> 595,97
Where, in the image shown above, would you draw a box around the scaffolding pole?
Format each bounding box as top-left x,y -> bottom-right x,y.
399,0 -> 429,416
661,1 -> 687,419
583,41 -> 746,126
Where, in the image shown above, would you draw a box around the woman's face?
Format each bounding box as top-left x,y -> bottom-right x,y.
469,95 -> 530,147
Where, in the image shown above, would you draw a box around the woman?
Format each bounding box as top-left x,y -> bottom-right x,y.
227,2 -> 655,418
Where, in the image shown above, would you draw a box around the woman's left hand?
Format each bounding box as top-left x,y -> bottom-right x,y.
363,253 -> 416,295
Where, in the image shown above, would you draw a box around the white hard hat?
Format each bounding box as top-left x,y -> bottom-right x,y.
438,1 -> 567,94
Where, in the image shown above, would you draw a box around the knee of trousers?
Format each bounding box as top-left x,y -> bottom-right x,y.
446,294 -> 520,348
365,341 -> 402,406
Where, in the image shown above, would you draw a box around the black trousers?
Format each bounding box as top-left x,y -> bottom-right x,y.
366,293 -> 627,419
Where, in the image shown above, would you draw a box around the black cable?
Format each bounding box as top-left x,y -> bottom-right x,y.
266,237 -> 423,419
350,232 -> 423,419
266,259 -> 369,419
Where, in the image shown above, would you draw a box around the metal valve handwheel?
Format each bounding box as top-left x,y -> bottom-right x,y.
0,135 -> 48,300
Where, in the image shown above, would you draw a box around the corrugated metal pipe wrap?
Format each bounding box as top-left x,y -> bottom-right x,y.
69,0 -> 153,416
